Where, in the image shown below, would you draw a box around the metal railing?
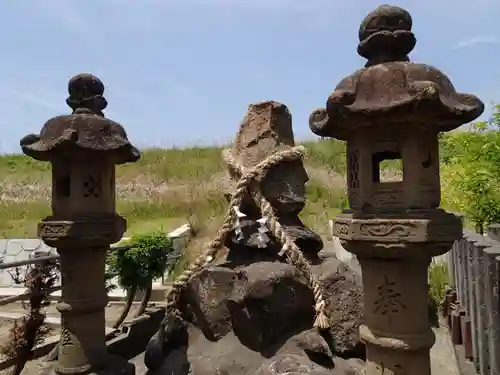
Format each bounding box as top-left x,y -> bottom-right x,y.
0,224 -> 192,307
0,248 -> 124,307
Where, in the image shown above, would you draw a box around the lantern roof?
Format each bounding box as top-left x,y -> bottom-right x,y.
309,5 -> 484,141
21,73 -> 140,164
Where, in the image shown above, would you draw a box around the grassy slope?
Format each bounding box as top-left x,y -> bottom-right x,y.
0,139 -> 349,241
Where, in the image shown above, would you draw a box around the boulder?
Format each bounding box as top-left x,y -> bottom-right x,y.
317,259 -> 364,358
252,354 -> 365,375
148,259 -> 365,374
152,326 -> 364,375
145,101 -> 365,374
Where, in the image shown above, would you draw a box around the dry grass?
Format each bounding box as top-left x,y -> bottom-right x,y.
0,137 -> 460,269
0,139 -> 349,240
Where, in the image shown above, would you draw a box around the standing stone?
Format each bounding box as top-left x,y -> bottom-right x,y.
309,5 -> 484,375
144,101 -> 364,374
222,100 -> 323,263
20,73 -> 140,375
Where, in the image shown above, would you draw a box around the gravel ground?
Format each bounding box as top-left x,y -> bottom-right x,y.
430,325 -> 459,375
0,302 -> 140,341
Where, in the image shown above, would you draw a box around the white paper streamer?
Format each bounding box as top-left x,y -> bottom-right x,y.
278,243 -> 288,257
233,205 -> 246,241
257,217 -> 269,248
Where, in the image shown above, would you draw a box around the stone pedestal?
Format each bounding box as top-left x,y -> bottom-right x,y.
334,210 -> 462,375
39,216 -> 130,375
359,259 -> 434,375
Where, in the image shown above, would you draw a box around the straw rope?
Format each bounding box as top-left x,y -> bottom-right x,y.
164,145 -> 329,330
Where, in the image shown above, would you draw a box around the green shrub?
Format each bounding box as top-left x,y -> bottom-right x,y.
440,106 -> 500,231
428,261 -> 451,325
107,231 -> 174,289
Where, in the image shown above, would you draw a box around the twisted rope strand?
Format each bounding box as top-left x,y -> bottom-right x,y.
165,145 -> 329,330
166,148 -> 303,313
259,198 -> 329,329
224,146 -> 330,329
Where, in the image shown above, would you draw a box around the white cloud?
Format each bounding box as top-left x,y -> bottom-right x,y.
5,88 -> 62,112
452,36 -> 499,50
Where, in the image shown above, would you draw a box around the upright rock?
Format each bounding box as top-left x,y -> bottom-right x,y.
145,101 -> 364,375
222,100 -> 323,265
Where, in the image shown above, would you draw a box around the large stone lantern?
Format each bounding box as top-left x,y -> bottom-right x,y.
21,73 -> 140,375
309,5 -> 484,375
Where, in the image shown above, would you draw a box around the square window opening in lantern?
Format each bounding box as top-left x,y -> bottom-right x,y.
56,175 -> 71,198
372,151 -> 403,183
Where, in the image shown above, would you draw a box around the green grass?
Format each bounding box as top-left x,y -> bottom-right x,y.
428,261 -> 451,324
0,136 -> 469,247
0,139 -> 349,240
429,262 -> 450,305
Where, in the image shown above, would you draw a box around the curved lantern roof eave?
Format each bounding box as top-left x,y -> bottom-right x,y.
20,73 -> 141,165
309,5 -> 485,140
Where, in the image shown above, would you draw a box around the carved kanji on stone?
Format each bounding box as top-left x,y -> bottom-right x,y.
373,276 -> 407,324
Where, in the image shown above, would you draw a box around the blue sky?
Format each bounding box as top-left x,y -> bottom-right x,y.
0,0 -> 498,153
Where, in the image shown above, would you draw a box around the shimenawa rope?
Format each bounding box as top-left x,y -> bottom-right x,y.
165,145 -> 330,330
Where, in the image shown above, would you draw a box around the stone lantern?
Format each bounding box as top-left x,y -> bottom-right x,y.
20,73 -> 140,375
309,5 -> 484,375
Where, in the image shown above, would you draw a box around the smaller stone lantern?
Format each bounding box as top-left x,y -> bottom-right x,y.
310,5 -> 484,375
21,73 -> 140,375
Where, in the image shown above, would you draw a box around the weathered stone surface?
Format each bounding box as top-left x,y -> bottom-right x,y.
318,259 -> 364,357
145,101 -> 364,374
229,101 -> 295,169
251,354 -> 365,375
187,331 -> 265,375
309,5 -> 484,141
252,354 -> 333,375
145,251 -> 365,374
184,262 -> 314,350
222,100 -> 323,262
307,5 -> 480,375
180,258 -> 364,363
21,73 -> 140,375
20,73 -> 140,164
153,329 -> 364,375
227,262 -> 315,351
184,266 -> 243,340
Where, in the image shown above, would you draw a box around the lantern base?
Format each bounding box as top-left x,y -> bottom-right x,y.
40,355 -> 135,375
